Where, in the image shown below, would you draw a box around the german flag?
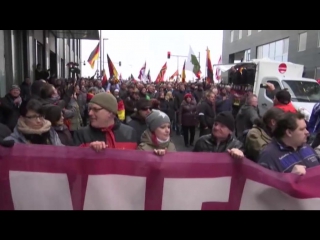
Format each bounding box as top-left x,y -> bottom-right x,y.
206,47 -> 214,84
117,99 -> 125,121
107,54 -> 119,83
155,62 -> 167,83
101,69 -> 108,87
181,61 -> 186,83
170,70 -> 178,80
87,43 -> 100,69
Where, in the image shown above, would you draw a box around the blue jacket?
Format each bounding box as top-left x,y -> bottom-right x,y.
307,102 -> 320,134
215,95 -> 232,114
258,139 -> 320,173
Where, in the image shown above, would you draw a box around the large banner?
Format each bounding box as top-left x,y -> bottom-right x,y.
1,144 -> 320,210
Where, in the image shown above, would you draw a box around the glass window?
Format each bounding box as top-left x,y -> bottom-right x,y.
283,38 -> 289,53
257,46 -> 263,58
239,30 -> 242,39
282,53 -> 288,62
248,30 -> 252,36
315,67 -> 320,79
230,30 -> 234,42
266,81 -> 281,100
247,49 -> 251,60
275,40 -> 283,57
275,56 -> 282,61
269,42 -> 276,60
262,44 -> 269,58
298,32 -> 307,51
282,80 -> 320,103
36,41 -> 43,66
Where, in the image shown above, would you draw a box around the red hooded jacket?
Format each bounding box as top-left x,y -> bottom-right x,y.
274,102 -> 297,113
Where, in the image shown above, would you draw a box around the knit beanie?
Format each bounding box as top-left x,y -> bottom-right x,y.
214,111 -> 235,132
184,93 -> 192,100
11,85 -> 20,91
146,110 -> 170,132
90,92 -> 118,114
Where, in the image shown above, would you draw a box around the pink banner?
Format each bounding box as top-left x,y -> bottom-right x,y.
1,144 -> 320,210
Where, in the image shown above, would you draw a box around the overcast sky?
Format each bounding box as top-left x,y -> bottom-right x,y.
81,30 -> 222,81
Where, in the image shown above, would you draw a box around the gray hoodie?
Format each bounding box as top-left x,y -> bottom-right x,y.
4,127 -> 63,146
235,104 -> 260,138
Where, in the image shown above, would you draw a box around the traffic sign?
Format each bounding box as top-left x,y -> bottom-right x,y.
279,63 -> 287,74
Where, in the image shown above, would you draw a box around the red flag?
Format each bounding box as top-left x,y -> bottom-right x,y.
181,61 -> 186,83
155,62 -> 167,83
215,55 -> 222,81
107,54 -> 119,83
101,69 -> 108,86
169,70 -> 178,79
206,47 -> 214,84
87,43 -> 100,69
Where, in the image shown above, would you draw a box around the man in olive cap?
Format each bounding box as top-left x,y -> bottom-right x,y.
73,92 -> 137,150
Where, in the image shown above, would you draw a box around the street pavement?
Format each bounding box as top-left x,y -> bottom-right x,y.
171,129 -> 200,152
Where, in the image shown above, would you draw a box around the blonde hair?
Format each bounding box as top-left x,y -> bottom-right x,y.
165,91 -> 173,101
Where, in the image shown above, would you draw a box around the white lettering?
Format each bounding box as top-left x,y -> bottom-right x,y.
83,175 -> 146,210
239,179 -> 320,210
162,177 -> 231,210
9,171 -> 73,210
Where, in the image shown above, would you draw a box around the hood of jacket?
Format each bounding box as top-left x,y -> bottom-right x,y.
237,104 -> 256,117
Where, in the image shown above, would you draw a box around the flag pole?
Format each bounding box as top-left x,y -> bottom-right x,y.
198,52 -> 201,80
205,47 -> 208,79
99,30 -> 102,78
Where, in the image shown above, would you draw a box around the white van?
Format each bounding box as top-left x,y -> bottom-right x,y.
216,58 -> 320,120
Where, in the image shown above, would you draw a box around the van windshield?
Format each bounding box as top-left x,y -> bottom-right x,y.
282,80 -> 320,103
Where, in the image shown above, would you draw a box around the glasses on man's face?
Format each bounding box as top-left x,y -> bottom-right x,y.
25,115 -> 43,120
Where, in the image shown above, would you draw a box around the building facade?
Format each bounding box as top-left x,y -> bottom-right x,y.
0,30 -> 99,96
222,30 -> 320,80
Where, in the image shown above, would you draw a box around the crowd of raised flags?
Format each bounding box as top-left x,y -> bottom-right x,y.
87,42 -> 222,85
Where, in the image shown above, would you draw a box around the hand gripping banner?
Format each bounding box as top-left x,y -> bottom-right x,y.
0,144 -> 320,210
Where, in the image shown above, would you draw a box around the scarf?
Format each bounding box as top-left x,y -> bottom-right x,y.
17,118 -> 52,144
101,125 -> 116,148
151,132 -> 169,148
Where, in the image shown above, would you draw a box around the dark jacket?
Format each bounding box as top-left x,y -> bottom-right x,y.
197,100 -> 216,129
0,94 -> 21,131
258,139 -> 320,173
124,96 -> 138,117
73,118 -> 137,149
0,123 -> 11,141
159,99 -> 169,114
194,89 -> 204,103
127,113 -> 147,144
193,134 -> 243,152
20,81 -> 31,102
119,89 -> 128,100
53,125 -> 73,146
180,100 -> 197,126
215,95 -> 233,114
235,104 -> 260,138
166,98 -> 175,121
173,90 -> 186,111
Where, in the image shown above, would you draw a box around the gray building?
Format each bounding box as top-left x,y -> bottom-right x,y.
222,30 -> 320,80
0,30 -> 99,96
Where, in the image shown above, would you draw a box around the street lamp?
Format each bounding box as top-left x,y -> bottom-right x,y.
103,38 -> 109,70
